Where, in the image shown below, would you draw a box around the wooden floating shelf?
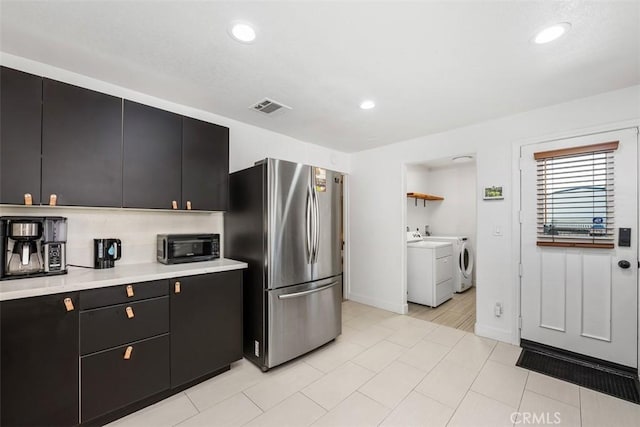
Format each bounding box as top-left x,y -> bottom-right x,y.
407,192 -> 444,201
407,192 -> 444,207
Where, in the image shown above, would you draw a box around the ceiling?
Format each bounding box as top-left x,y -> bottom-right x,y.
1,1 -> 638,153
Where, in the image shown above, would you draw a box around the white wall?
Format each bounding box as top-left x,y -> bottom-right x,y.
405,165 -> 430,233
0,206 -> 222,267
0,53 -> 351,266
425,162 -> 477,254
348,85 -> 640,344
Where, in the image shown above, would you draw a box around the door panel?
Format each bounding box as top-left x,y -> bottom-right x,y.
520,128 -> 638,367
312,168 -> 343,280
581,253 -> 612,341
123,100 -> 182,209
0,67 -> 42,205
267,159 -> 313,289
182,117 -> 229,211
42,79 -> 122,207
539,250 -> 566,331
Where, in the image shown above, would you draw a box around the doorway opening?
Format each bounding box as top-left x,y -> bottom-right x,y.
403,155 -> 478,332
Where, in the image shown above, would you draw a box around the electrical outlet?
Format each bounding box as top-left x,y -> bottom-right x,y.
494,302 -> 503,317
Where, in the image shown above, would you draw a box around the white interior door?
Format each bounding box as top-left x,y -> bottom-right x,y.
520,128 -> 638,368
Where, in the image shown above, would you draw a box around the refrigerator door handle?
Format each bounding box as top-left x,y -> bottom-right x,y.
277,281 -> 339,299
312,185 -> 319,264
306,188 -> 313,262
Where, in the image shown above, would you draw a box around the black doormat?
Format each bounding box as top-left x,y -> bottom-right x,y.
516,345 -> 640,404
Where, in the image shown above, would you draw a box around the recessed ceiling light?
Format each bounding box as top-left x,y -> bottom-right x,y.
360,100 -> 375,110
452,155 -> 474,163
229,22 -> 256,43
533,23 -> 571,44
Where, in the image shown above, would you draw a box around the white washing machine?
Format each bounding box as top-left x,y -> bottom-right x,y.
422,236 -> 474,293
406,232 -> 454,307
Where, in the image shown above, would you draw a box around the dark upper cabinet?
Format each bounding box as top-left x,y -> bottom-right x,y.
182,117 -> 229,211
170,271 -> 242,388
123,101 -> 182,209
1,293 -> 79,427
42,79 -> 122,207
0,67 -> 43,205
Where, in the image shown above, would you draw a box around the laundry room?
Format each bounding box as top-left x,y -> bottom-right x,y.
404,156 -> 477,332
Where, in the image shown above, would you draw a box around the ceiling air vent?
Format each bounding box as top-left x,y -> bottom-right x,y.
250,98 -> 292,114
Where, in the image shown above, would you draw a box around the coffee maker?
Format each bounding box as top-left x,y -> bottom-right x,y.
93,238 -> 121,269
0,216 -> 68,280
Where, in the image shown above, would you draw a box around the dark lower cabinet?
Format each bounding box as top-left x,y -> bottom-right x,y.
170,271 -> 243,387
42,78 -> 122,207
0,67 -> 43,205
0,271 -> 242,425
0,293 -> 79,427
81,334 -> 170,423
182,117 -> 229,211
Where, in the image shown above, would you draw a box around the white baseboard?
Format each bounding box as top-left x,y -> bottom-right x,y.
474,323 -> 516,344
347,292 -> 406,314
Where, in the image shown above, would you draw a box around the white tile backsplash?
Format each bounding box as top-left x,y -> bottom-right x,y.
0,206 -> 223,266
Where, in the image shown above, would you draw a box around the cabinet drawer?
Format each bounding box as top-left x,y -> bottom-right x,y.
435,279 -> 454,307
81,334 -> 170,422
435,255 -> 453,284
435,244 -> 453,258
80,279 -> 169,310
81,296 -> 169,355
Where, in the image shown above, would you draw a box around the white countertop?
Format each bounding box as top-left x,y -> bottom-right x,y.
0,258 -> 248,301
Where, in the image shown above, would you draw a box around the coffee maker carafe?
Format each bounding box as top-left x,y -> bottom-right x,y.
8,221 -> 43,274
1,216 -> 68,280
94,238 -> 121,269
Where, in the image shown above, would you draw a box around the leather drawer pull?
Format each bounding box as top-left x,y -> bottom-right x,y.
24,193 -> 33,205
63,298 -> 74,312
126,306 -> 134,319
174,281 -> 181,294
124,346 -> 133,360
172,200 -> 178,210
126,285 -> 134,297
186,201 -> 192,210
49,194 -> 57,206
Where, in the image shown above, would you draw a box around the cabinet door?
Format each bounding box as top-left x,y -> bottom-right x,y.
42,79 -> 122,207
123,101 -> 182,209
0,67 -> 42,205
81,334 -> 170,423
1,293 -> 79,426
170,271 -> 242,387
182,117 -> 229,211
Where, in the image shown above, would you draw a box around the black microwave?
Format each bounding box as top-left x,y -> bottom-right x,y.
157,234 -> 220,264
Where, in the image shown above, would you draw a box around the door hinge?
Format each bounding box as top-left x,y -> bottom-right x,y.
518,316 -> 523,330
518,263 -> 523,277
519,157 -> 524,171
518,210 -> 523,224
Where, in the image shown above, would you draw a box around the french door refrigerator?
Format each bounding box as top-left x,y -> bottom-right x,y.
225,158 -> 342,371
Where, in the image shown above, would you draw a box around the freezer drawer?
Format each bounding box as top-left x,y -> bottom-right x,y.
266,276 -> 342,369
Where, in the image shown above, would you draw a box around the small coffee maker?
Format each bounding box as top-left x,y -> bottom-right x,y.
0,216 -> 68,280
94,238 -> 122,269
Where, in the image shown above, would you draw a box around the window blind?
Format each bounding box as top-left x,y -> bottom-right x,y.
535,141 -> 618,248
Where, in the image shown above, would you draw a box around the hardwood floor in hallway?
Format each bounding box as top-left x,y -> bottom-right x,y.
408,287 -> 476,332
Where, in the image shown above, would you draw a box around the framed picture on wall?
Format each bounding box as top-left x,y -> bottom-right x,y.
483,186 -> 504,200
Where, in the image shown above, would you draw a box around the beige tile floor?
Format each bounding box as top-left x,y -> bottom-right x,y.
408,287 -> 476,333
108,300 -> 640,427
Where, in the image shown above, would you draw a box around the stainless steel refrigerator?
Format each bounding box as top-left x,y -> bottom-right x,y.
225,158 -> 342,371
